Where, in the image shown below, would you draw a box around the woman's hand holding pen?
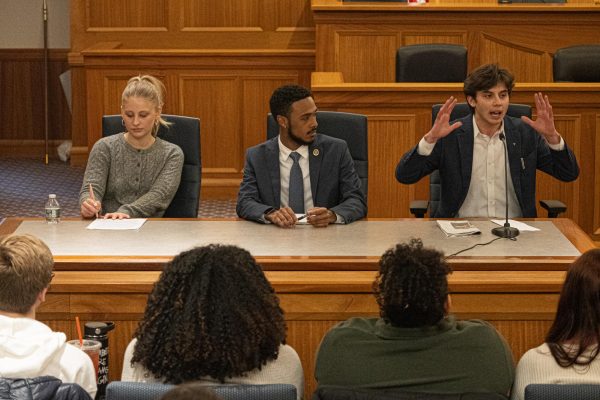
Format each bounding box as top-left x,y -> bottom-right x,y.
80,198 -> 102,219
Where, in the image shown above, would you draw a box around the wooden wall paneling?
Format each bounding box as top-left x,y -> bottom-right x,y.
401,32 -> 467,47
0,49 -> 71,157
367,116 -> 419,217
179,73 -> 240,179
336,32 -> 399,83
491,320 -> 552,362
72,0 -> 315,50
241,76 -> 300,153
275,0 -> 315,32
181,0 -> 262,30
312,3 -> 600,83
86,0 -> 168,30
478,34 -> 549,83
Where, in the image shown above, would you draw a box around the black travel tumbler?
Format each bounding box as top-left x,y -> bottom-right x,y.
84,321 -> 115,400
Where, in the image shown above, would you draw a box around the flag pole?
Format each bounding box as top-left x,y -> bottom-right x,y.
43,0 -> 49,164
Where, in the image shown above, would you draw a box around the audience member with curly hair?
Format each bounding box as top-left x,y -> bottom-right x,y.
121,244 -> 304,399
314,238 -> 514,396
511,248 -> 600,400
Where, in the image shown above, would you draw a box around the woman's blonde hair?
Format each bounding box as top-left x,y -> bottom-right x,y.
121,75 -> 171,137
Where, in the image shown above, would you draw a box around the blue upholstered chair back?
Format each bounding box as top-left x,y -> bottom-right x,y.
105,381 -> 296,400
396,44 -> 467,83
524,384 -> 600,400
267,111 -> 368,199
553,45 -> 600,82
313,385 -> 508,400
102,114 -> 201,218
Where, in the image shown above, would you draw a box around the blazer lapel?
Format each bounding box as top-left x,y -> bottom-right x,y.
265,138 -> 281,208
457,116 -> 474,194
308,135 -> 323,202
503,117 -> 523,196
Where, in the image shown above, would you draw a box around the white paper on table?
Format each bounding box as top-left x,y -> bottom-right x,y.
86,218 -> 147,230
491,219 -> 540,232
295,213 -> 309,225
436,220 -> 481,237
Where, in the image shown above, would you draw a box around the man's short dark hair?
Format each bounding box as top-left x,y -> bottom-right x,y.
269,85 -> 312,121
373,239 -> 452,328
464,63 -> 515,100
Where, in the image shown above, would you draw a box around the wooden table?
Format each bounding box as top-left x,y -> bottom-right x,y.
1,217 -> 595,398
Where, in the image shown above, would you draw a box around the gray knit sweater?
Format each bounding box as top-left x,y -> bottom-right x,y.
79,133 -> 184,217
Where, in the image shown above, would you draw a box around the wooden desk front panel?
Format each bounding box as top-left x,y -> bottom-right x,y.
311,76 -> 600,237
312,0 -> 600,83
40,270 -> 562,399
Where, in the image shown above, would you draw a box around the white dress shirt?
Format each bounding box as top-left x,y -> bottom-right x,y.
278,136 -> 314,211
417,116 -> 565,218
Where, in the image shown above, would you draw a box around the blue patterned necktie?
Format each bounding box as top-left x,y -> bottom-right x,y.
288,152 -> 304,213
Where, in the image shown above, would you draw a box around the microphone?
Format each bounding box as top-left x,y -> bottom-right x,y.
492,133 -> 520,239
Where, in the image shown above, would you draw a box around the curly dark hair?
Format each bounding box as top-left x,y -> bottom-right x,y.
269,85 -> 312,121
373,238 -> 452,328
131,244 -> 286,384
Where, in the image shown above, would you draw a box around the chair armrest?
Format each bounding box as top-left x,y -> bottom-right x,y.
539,200 -> 567,218
410,200 -> 429,218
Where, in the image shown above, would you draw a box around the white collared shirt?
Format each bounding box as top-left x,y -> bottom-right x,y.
278,135 -> 314,211
458,117 -> 522,218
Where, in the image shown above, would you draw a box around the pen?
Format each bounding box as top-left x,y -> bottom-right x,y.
297,214 -> 307,221
89,183 -> 99,219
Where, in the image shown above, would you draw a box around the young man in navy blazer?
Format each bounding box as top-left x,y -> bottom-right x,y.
237,85 -> 367,227
396,64 -> 579,218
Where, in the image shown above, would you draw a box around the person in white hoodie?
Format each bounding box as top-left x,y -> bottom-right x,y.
0,234 -> 97,398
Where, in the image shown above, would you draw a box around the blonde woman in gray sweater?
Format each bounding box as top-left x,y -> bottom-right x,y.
79,75 -> 183,219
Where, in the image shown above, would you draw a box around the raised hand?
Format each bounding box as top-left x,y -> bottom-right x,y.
521,92 -> 561,145
424,96 -> 463,144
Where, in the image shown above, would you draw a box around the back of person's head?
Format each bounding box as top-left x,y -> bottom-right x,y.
269,85 -> 312,121
374,238 -> 451,328
121,74 -> 170,136
160,383 -> 223,400
0,234 -> 54,314
464,63 -> 515,100
132,244 -> 286,384
546,248 -> 600,367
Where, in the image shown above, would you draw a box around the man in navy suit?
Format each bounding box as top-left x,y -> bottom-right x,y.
237,85 -> 367,228
396,64 -> 579,218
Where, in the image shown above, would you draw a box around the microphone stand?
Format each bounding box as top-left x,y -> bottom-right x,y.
492,133 -> 520,239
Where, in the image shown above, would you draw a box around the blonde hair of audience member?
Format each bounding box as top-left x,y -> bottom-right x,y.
0,234 -> 54,316
121,75 -> 171,140
546,248 -> 600,367
159,383 -> 223,400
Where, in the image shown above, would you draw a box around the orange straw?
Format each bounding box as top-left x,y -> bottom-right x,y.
75,316 -> 83,346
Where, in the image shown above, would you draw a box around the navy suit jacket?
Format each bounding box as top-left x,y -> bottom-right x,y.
236,134 -> 367,223
395,115 -> 579,218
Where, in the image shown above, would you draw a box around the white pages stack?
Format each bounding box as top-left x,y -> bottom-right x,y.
436,220 -> 481,237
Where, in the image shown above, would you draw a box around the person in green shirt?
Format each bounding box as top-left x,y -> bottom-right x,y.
314,238 -> 514,396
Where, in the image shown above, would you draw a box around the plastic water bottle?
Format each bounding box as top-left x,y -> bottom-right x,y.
45,194 -> 61,224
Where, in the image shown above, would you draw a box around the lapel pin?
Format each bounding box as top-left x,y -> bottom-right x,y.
313,149 -> 319,156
